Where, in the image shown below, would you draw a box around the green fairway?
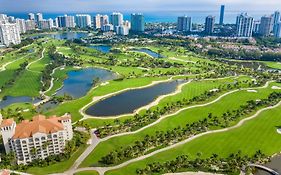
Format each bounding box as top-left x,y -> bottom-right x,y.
26,145 -> 88,175
105,83 -> 281,175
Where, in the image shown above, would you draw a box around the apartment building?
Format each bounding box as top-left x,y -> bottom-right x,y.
0,114 -> 73,164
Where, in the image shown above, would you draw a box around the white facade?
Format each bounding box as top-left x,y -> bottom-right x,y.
0,115 -> 73,165
16,19 -> 26,34
75,14 -> 91,28
116,25 -> 130,36
25,20 -> 36,31
38,19 -> 54,30
0,22 -> 21,47
236,13 -> 254,37
95,14 -> 109,29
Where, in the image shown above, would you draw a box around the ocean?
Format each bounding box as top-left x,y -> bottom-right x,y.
5,11 -> 272,24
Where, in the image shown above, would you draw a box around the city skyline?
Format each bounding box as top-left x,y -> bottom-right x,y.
0,0 -> 280,13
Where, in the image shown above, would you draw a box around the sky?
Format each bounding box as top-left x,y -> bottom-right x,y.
0,0 -> 280,13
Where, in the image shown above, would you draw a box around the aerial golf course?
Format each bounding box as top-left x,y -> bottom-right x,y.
0,32 -> 281,175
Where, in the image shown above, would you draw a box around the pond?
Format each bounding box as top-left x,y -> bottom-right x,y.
0,96 -> 41,109
85,80 -> 185,117
254,155 -> 281,175
55,68 -> 117,99
30,32 -> 89,40
133,48 -> 164,58
88,45 -> 112,53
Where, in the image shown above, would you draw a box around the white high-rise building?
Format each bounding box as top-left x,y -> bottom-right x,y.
110,12 -> 123,31
25,20 -> 36,31
38,19 -> 54,30
35,13 -> 43,24
15,19 -> 26,34
0,114 -> 73,165
95,14 -> 109,29
116,25 -> 130,36
28,13 -> 35,20
236,13 -> 254,37
0,22 -> 21,46
75,14 -> 91,28
0,14 -> 8,22
57,15 -> 76,28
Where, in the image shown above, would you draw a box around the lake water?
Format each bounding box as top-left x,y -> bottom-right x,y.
0,96 -> 41,109
254,155 -> 281,175
55,68 -> 117,98
88,45 -> 112,53
30,32 -> 89,40
85,80 -> 185,117
134,48 -> 164,58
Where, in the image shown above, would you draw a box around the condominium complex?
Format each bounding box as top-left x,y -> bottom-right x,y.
75,14 -> 91,28
15,18 -> 26,34
259,15 -> 273,37
205,15 -> 215,35
25,20 -> 36,31
57,15 -> 76,28
131,13 -> 145,32
0,21 -> 21,46
236,13 -> 254,37
110,12 -> 124,30
38,19 -> 54,30
95,14 -> 109,29
0,114 -> 73,164
177,16 -> 192,32
28,13 -> 35,20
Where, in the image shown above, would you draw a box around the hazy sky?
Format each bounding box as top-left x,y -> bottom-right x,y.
0,0 -> 280,13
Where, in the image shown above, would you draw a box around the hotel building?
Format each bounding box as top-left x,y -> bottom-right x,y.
0,114 -> 73,164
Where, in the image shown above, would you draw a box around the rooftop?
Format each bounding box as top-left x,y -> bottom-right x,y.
0,114 -> 71,139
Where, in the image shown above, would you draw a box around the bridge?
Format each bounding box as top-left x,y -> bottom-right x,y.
248,164 -> 279,175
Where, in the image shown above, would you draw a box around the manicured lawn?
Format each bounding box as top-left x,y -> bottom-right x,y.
79,77 -> 267,167
262,61 -> 281,70
75,170 -> 99,175
106,84 -> 281,175
27,145 -> 88,175
45,77 -> 166,122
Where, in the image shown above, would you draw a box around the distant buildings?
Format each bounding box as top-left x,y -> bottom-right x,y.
35,13 -> 43,24
131,13 -> 145,33
0,114 -> 73,165
25,20 -> 36,31
57,15 -> 75,28
259,15 -> 273,37
110,12 -> 123,31
28,13 -> 35,20
101,24 -> 114,32
275,22 -> 281,38
219,5 -> 225,25
177,16 -> 192,32
38,19 -> 54,30
273,11 -> 281,35
15,19 -> 26,34
205,16 -> 215,35
236,13 -> 254,37
95,14 -> 109,29
253,20 -> 261,34
75,14 -> 91,28
0,21 -> 21,46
